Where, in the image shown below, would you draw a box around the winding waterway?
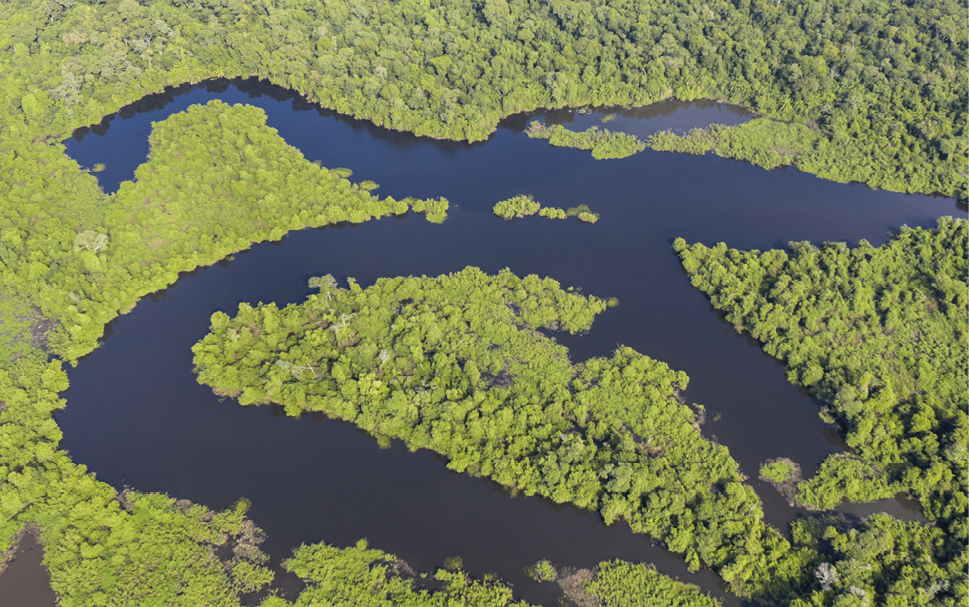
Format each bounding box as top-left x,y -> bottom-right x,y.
38,78 -> 964,606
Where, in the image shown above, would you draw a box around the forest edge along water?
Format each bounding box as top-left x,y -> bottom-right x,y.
5,79 -> 961,606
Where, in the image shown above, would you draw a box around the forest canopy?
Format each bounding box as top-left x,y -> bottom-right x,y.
0,0 -> 965,195
191,266 -> 837,603
0,0 -> 965,605
0,100 -> 449,605
674,219 -> 968,604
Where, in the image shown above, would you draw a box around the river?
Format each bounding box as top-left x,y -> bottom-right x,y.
13,78 -> 958,606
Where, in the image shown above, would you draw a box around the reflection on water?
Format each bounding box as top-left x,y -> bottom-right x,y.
0,531 -> 56,607
836,495 -> 927,524
55,79 -> 961,606
524,97 -> 752,141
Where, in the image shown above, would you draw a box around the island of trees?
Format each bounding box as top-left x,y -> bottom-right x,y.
493,196 -> 597,223
196,266 -> 964,605
493,195 -> 541,219
0,0 -> 965,605
190,255 -> 968,605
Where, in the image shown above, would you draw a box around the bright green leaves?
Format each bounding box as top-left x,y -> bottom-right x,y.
193,267 -> 814,601
585,560 -> 721,607
649,119 -> 820,171
676,219 -> 968,606
5,100 -> 449,363
526,122 -> 645,159
493,194 -> 541,219
676,219 -> 969,520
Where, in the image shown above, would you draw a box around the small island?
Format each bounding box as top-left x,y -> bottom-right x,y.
526,122 -> 646,159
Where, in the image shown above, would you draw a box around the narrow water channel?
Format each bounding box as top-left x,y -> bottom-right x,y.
0,531 -> 56,607
49,79 -> 963,606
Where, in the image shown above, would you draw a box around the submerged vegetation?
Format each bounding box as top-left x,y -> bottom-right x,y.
493,197 -> 595,223
761,461 -> 795,484
759,459 -> 804,507
526,122 -> 646,159
529,559 -> 720,607
525,560 -> 558,582
256,543 -> 728,607
192,267 -> 839,603
585,560 -> 721,607
567,205 -> 601,224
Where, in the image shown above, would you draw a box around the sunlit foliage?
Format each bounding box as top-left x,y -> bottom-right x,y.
0,352 -> 277,606
649,119 -> 820,171
761,461 -> 793,484
675,219 -> 968,605
586,560 -> 721,607
1,100 -> 445,361
2,0 -> 964,194
527,122 -> 645,159
493,195 -> 541,219
539,207 -> 567,220
0,101 -> 446,603
194,267 -> 824,602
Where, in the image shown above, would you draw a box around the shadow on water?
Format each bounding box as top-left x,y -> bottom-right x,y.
0,530 -> 56,607
514,96 -> 753,141
54,79 -> 962,606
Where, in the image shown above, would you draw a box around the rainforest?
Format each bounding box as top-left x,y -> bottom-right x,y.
0,0 -> 966,606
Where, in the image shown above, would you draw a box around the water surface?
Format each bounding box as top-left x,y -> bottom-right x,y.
0,531 -> 56,607
53,79 -> 963,605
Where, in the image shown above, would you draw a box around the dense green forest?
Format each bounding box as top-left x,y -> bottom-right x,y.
674,220 -> 966,520
2,99 -> 446,361
192,267 -> 828,603
0,0 -> 966,196
675,220 -> 968,605
0,0 -> 965,604
648,119 -> 820,171
0,100 -> 448,605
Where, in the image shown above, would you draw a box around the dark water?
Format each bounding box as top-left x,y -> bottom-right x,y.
0,531 -> 56,607
49,79 -> 963,605
527,97 -> 752,141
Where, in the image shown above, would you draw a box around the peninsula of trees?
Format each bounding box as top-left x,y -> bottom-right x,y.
0,100 -> 449,606
0,0 -> 965,605
674,220 -> 968,606
526,122 -> 646,159
2,0 -> 965,196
